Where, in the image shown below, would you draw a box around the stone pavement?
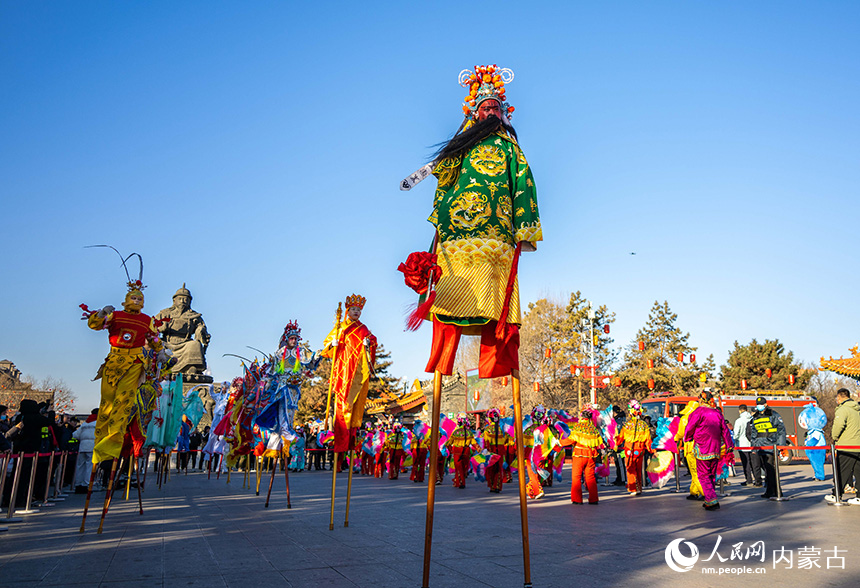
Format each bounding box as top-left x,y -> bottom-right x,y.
1,462 -> 859,588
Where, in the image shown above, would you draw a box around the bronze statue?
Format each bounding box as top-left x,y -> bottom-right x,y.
155,284 -> 211,379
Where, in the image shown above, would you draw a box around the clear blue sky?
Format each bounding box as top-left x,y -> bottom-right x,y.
2,1 -> 858,412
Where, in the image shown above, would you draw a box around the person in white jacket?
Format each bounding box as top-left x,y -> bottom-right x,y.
72,409 -> 98,491
733,405 -> 758,486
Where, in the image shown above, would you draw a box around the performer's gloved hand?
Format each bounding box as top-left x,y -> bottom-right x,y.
98,305 -> 115,318
330,340 -> 339,348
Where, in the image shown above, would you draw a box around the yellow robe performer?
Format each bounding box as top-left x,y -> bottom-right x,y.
322,294 -> 377,453
85,282 -> 162,463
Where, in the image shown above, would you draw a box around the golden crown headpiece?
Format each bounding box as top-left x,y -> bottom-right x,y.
459,64 -> 515,118
126,279 -> 146,294
345,293 -> 366,310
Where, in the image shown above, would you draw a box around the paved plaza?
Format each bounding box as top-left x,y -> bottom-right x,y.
1,462 -> 858,588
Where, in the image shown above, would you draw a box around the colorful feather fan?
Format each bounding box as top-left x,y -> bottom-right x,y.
646,451 -> 675,488
652,416 -> 680,452
596,405 -> 618,450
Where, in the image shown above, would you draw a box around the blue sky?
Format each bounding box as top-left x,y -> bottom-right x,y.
2,1 -> 858,411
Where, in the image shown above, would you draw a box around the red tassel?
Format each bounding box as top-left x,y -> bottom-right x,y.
406,290 -> 436,331
495,242 -> 523,339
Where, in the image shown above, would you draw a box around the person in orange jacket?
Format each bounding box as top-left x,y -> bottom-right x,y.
615,399 -> 653,496
444,413 -> 479,488
560,404 -> 605,504
482,408 -> 511,493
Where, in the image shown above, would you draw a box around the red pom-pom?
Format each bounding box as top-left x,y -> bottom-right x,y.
397,251 -> 441,295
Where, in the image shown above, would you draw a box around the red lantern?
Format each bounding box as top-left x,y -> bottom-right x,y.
533,382 -> 540,393
789,374 -> 796,385
741,379 -> 747,390
765,368 -> 772,379
638,341 -> 645,352
545,348 -> 552,359
647,378 -> 655,390
647,359 -> 654,369
501,377 -> 508,387
690,354 -> 696,363
569,365 -> 576,376
614,377 -> 622,387
603,324 -> 610,334
677,352 -> 684,363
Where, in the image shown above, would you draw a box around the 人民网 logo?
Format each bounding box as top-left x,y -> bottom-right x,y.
665,538 -> 699,572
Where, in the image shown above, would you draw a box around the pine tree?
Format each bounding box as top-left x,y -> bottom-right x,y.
616,301 -> 700,398
720,339 -> 811,392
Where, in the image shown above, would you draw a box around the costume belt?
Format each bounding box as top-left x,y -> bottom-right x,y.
110,346 -> 144,356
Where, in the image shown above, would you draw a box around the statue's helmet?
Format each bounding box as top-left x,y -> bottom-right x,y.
173,283 -> 192,301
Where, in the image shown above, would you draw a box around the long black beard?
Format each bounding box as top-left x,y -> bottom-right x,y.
432,115 -> 518,164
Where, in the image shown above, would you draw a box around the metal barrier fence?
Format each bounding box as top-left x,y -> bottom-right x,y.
2,443 -> 860,533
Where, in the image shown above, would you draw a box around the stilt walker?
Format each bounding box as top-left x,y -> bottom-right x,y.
256,320 -> 320,508
79,247 -> 167,533
399,64 -> 542,588
321,295 -> 377,531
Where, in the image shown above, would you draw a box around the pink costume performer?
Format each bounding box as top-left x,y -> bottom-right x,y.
683,392 -> 734,510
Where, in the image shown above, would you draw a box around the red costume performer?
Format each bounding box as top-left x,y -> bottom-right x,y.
616,399 -> 653,495
444,414 -> 479,488
482,408 -> 510,493
360,426 -> 374,475
373,424 -> 387,478
321,294 -> 377,454
384,423 -> 406,480
410,423 -> 430,483
561,405 -> 604,504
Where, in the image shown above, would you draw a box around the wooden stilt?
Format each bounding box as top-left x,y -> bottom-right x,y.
511,369 -> 533,588
97,459 -> 119,534
255,456 -> 263,495
284,456 -> 291,509
134,457 -> 143,515
329,451 -> 339,531
344,449 -> 355,527
243,455 -> 250,490
218,454 -> 224,481
141,450 -> 150,490
421,370 -> 443,588
125,456 -> 133,501
79,461 -> 99,533
207,454 -> 213,480
265,456 -> 277,508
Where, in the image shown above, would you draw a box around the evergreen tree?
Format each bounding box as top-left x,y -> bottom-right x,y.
720,338 -> 811,392
616,301 -> 700,398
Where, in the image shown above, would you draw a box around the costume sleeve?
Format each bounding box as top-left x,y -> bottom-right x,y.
722,419 -> 734,450
365,333 -> 377,366
88,312 -> 108,331
510,143 -> 542,245
320,322 -> 344,358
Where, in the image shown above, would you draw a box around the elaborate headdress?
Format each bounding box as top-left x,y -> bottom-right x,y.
531,404 -> 546,420
279,320 -> 302,348
627,399 -> 643,417
698,390 -> 718,409
345,293 -> 366,310
487,407 -> 501,421
459,64 -> 515,119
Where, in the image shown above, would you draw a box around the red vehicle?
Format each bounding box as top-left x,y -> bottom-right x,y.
641,390 -> 818,465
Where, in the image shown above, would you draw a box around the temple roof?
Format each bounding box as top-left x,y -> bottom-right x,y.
820,345 -> 860,379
